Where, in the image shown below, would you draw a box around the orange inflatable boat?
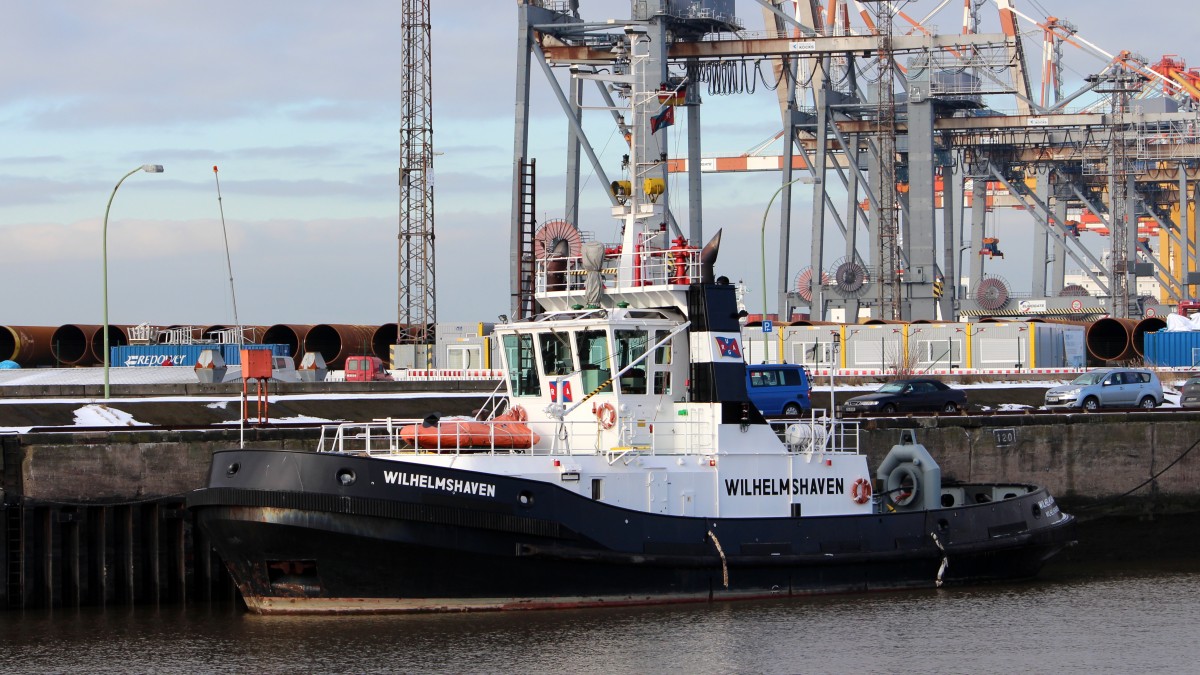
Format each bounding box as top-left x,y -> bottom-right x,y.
399,407 -> 540,450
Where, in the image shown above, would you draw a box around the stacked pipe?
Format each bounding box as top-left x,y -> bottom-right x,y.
51,324 -> 101,366
263,324 -> 314,365
372,324 -> 398,362
1085,318 -> 1138,362
1,321 -> 409,369
1132,317 -> 1168,359
303,324 -> 378,370
90,325 -> 134,365
0,325 -> 58,367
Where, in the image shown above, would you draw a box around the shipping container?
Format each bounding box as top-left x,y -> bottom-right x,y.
1143,330 -> 1200,367
112,343 -> 290,367
1033,323 -> 1087,368
433,322 -> 495,370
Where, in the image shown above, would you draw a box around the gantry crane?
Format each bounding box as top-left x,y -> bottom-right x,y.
511,0 -> 1200,324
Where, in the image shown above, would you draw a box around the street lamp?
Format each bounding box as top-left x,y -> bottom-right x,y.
103,164 -> 164,400
760,176 -> 809,362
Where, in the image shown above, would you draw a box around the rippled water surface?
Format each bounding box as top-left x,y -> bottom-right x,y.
1,562 -> 1197,674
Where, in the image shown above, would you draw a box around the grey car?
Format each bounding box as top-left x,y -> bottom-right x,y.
1044,368 -> 1163,410
1180,375 -> 1200,408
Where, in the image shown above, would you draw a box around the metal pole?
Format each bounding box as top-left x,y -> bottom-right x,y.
212,166 -> 242,344
761,177 -> 808,362
103,164 -> 163,400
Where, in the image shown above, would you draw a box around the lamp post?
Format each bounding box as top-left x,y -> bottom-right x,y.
103,164 -> 164,400
760,176 -> 808,361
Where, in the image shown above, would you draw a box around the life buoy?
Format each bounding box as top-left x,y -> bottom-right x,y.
595,402 -> 617,429
851,477 -> 873,505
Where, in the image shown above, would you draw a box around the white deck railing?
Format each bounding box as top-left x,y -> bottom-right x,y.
314,414 -> 861,458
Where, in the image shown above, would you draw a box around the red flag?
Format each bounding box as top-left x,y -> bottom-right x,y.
650,106 -> 674,133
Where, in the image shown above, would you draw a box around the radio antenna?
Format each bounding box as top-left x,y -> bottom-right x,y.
213,165 -> 243,344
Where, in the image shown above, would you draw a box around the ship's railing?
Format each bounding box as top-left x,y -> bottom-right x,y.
316,417 -> 702,457
316,417 -> 541,457
766,412 -> 861,454
315,413 -> 861,458
535,246 -> 703,295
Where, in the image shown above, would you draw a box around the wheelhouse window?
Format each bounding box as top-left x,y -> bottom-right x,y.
653,329 -> 672,395
539,331 -> 574,376
615,329 -> 648,394
576,330 -> 612,394
502,333 -> 541,397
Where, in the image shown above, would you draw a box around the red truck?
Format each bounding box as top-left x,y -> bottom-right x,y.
344,355 -> 394,382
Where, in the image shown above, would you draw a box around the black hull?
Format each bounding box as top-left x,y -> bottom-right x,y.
188,449 -> 1075,614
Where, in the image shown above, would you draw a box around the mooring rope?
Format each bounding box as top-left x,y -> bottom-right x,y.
1076,434 -> 1200,513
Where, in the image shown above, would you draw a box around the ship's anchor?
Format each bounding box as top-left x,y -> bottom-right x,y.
931,531 -> 949,587
708,530 -> 729,589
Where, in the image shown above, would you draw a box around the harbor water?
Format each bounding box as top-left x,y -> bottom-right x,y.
0,560 -> 1195,674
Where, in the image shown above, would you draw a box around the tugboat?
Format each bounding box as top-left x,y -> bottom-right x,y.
187,18 -> 1073,611
187,230 -> 1074,613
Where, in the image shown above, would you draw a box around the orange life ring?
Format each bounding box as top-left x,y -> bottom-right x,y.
595,402 -> 617,429
851,477 -> 873,505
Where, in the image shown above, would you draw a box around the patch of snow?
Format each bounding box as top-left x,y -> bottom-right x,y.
73,404 -> 150,427
206,402 -> 229,409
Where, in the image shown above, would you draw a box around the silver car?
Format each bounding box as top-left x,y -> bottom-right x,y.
1044,368 -> 1163,410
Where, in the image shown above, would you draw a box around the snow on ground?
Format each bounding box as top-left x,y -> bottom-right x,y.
72,404 -> 150,427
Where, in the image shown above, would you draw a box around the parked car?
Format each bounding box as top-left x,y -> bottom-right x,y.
344,355 -> 394,382
1181,374 -> 1200,408
1044,367 -> 1163,410
841,378 -> 966,414
746,364 -> 811,416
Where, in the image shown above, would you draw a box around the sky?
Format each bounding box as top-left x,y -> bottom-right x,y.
1,1 -> 1195,329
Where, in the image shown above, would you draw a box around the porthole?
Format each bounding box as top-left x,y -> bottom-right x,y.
518,490 -> 534,507
226,462 -> 240,476
336,468 -> 356,486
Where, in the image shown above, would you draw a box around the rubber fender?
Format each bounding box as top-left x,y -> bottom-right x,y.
875,441 -> 942,511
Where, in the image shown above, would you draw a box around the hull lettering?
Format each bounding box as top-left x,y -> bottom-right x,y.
383,470 -> 497,498
724,477 -> 845,497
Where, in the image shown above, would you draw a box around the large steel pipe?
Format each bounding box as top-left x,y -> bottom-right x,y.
262,324 -> 313,364
90,325 -> 134,365
304,324 -> 377,370
0,325 -> 59,367
372,324 -> 398,362
1132,317 -> 1168,358
51,324 -> 101,366
1086,317 -> 1138,362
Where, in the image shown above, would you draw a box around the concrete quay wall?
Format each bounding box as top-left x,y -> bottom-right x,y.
857,412 -> 1200,512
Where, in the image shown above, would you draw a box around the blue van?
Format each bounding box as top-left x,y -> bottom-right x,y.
746,364 -> 812,416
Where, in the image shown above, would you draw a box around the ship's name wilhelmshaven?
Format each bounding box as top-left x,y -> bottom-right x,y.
725,477 -> 844,496
384,471 -> 497,498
